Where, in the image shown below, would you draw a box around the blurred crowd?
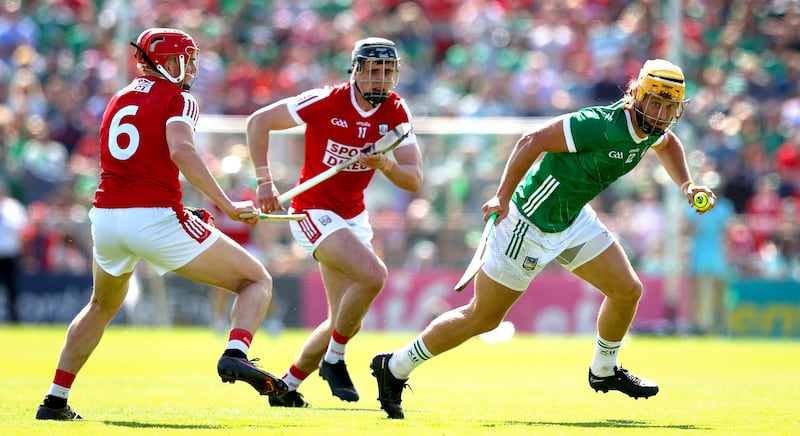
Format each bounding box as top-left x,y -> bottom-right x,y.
1,0 -> 799,282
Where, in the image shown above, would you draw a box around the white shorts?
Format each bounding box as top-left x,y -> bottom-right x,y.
482,203 -> 615,291
89,207 -> 220,276
288,208 -> 373,257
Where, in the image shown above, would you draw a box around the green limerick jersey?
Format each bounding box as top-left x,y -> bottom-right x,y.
512,99 -> 665,233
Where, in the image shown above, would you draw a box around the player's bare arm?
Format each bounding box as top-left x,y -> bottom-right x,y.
652,131 -> 717,212
166,121 -> 258,224
486,117 -> 570,223
651,131 -> 691,188
246,100 -> 299,213
360,141 -> 422,192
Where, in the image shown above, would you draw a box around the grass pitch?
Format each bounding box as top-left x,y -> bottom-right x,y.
1,325 -> 798,435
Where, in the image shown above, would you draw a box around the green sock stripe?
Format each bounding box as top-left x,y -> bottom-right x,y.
597,339 -> 620,350
413,340 -> 431,360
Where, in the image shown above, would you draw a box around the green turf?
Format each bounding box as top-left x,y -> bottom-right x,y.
1,325 -> 798,435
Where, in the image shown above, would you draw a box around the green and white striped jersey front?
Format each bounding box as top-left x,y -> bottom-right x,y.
512,99 -> 665,233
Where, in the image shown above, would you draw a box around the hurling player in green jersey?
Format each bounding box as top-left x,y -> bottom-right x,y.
371,59 -> 717,419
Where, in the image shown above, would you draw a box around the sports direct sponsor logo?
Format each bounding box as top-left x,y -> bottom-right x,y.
323,140 -> 372,171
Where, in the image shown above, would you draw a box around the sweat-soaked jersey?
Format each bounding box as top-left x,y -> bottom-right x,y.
94,76 -> 199,209
285,82 -> 415,219
512,99 -> 665,233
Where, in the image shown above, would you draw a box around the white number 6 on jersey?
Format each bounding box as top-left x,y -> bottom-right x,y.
108,105 -> 140,160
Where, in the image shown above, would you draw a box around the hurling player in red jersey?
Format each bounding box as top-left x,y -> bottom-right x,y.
246,37 -> 423,407
36,28 -> 287,421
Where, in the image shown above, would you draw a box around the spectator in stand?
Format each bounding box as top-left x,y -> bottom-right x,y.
0,178 -> 27,322
761,102 -> 788,158
758,221 -> 800,281
746,173 -> 784,250
17,115 -> 68,197
725,215 -> 760,278
6,47 -> 46,118
774,131 -> 800,197
591,63 -> 625,105
0,2 -> 38,66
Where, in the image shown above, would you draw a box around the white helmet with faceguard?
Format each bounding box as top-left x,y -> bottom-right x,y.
130,28 -> 199,91
349,37 -> 400,106
632,59 -> 688,136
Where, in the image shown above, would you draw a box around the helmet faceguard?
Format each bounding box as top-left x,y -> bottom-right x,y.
130,28 -> 199,91
632,59 -> 688,136
349,37 -> 400,106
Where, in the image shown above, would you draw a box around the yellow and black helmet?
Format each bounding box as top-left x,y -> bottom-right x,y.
632,59 -> 688,136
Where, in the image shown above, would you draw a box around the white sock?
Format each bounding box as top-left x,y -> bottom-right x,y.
590,334 -> 621,377
47,384 -> 70,399
283,373 -> 304,391
323,337 -> 347,364
226,339 -> 249,355
389,336 -> 433,379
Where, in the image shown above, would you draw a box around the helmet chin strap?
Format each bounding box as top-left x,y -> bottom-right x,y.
353,80 -> 382,107
182,75 -> 196,91
634,110 -> 664,136
154,54 -> 187,86
632,94 -> 676,137
155,57 -> 185,84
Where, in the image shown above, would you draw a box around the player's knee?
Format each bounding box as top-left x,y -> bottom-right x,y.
362,262 -> 387,294
236,266 -> 272,298
599,275 -> 643,305
258,271 -> 273,298
617,279 -> 643,304
245,279 -> 272,305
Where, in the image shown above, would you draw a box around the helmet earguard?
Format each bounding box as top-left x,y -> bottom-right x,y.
349,37 -> 400,106
632,59 -> 688,136
130,28 -> 199,90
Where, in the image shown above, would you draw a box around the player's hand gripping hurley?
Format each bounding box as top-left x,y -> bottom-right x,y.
241,123 -> 410,222
454,213 -> 497,292
276,122 -> 411,204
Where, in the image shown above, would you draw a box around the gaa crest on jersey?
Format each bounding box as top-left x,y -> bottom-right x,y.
522,256 -> 539,271
379,124 -> 388,135
331,118 -> 348,128
608,150 -> 624,160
